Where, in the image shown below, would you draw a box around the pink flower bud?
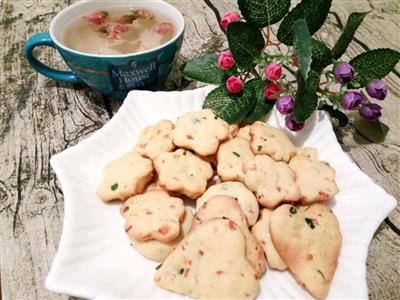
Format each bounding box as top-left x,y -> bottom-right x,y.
263,82 -> 282,100
220,12 -> 241,29
264,63 -> 282,81
218,50 -> 235,70
107,23 -> 130,40
154,22 -> 174,35
83,11 -> 108,26
226,76 -> 243,94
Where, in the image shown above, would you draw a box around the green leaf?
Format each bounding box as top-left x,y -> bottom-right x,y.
244,79 -> 274,123
203,84 -> 256,124
320,105 -> 348,127
182,53 -> 226,84
293,70 -> 320,122
293,19 -> 312,81
311,39 -> 332,72
238,0 -> 290,27
227,22 -> 265,70
350,48 -> 400,87
277,0 -> 332,45
332,12 -> 369,59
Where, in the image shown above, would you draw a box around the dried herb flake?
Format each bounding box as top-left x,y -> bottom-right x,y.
232,151 -> 241,157
178,268 -> 184,275
257,145 -> 263,151
305,217 -> 315,229
289,206 -> 297,214
111,183 -> 118,191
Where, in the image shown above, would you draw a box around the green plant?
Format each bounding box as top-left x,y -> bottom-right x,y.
182,0 -> 400,136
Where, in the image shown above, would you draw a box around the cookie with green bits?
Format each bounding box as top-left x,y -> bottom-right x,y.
217,137 -> 255,183
97,151 -> 153,202
121,190 -> 185,243
154,218 -> 260,300
270,203 -> 342,300
154,149 -> 213,199
172,109 -> 229,156
249,121 -> 297,162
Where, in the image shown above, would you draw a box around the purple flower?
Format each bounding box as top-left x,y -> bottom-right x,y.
276,96 -> 295,114
359,103 -> 382,120
285,114 -> 305,131
342,91 -> 368,110
366,80 -> 387,100
333,63 -> 355,84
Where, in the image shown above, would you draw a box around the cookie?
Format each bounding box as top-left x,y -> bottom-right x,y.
144,177 -> 163,192
243,155 -> 301,208
270,204 -> 342,300
217,137 -> 255,182
289,156 -> 339,203
250,121 -> 297,162
172,109 -> 229,156
196,181 -> 259,226
192,195 -> 266,277
134,119 -> 175,159
237,125 -> 251,140
296,147 -> 318,160
155,218 -> 260,299
121,190 -> 185,242
97,151 -> 153,202
251,209 -> 287,270
154,149 -> 213,199
131,208 -> 194,262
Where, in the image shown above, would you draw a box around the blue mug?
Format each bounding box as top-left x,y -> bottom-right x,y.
24,0 -> 185,100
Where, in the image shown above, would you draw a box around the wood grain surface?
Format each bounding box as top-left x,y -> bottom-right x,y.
1,0 -> 399,299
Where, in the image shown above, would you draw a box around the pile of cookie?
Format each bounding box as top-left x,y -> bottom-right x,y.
97,109 -> 342,300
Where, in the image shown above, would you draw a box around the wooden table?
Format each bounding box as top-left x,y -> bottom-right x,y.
1,0 -> 399,299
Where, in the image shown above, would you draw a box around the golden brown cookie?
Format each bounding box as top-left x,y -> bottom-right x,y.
250,121 -> 297,162
270,204 -> 342,300
217,137 -> 255,182
121,190 -> 185,242
243,155 -> 301,208
154,149 -> 213,199
134,120 -> 175,159
97,151 -> 153,202
172,109 -> 229,156
289,156 -> 339,203
155,219 -> 260,299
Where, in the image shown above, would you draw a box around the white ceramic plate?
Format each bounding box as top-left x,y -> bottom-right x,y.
47,86 -> 396,299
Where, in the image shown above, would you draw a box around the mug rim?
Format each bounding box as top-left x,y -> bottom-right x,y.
49,0 -> 185,58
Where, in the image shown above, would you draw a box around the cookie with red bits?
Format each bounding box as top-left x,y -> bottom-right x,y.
192,195 -> 266,277
131,207 -> 193,262
172,109 -> 229,156
244,155 -> 301,208
154,218 -> 260,299
121,190 -> 185,243
270,204 -> 342,300
154,149 -> 213,199
289,155 -> 339,203
134,119 -> 175,159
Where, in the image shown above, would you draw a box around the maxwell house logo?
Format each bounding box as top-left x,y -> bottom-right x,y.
109,60 -> 158,91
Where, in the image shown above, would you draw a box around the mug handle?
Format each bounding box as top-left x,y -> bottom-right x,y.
24,32 -> 82,83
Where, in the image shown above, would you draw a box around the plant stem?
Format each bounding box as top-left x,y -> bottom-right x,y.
251,69 -> 261,79
282,63 -> 296,76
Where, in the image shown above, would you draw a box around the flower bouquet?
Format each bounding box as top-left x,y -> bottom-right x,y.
182,0 -> 400,137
